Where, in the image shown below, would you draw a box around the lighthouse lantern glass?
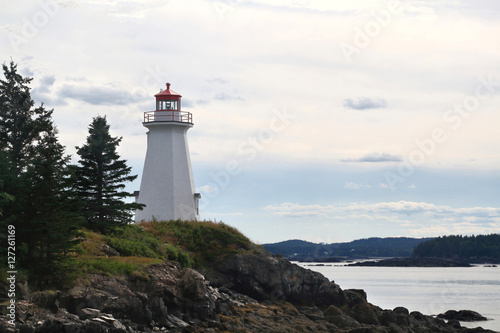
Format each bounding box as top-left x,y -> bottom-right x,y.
157,100 -> 179,111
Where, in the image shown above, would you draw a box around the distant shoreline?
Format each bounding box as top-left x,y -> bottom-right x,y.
293,256 -> 500,267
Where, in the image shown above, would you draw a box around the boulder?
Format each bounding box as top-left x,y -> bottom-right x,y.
438,310 -> 488,322
100,244 -> 120,256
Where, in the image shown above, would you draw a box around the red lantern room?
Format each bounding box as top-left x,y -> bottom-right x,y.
155,82 -> 181,111
143,83 -> 192,124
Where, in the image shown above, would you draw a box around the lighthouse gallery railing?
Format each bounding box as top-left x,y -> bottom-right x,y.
143,111 -> 193,124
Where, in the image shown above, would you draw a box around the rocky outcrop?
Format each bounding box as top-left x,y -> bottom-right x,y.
0,255 -> 495,332
438,310 -> 489,322
349,257 -> 471,267
204,250 -> 345,307
1,261 -> 228,332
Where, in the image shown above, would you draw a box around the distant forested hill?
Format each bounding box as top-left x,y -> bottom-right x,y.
263,237 -> 432,260
413,234 -> 500,260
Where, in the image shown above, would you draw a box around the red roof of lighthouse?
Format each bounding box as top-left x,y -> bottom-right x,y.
155,83 -> 181,98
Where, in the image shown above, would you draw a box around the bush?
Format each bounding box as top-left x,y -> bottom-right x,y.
106,237 -> 159,258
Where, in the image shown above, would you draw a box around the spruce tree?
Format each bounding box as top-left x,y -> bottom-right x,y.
0,61 -> 81,283
75,115 -> 144,233
24,121 -> 83,282
0,62 -> 52,175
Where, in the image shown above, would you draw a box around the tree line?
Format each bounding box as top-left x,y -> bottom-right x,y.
0,61 -> 144,284
413,234 -> 500,259
264,237 -> 432,259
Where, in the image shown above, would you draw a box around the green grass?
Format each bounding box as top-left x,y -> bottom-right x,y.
141,220 -> 253,262
72,220 -> 254,279
74,256 -> 163,276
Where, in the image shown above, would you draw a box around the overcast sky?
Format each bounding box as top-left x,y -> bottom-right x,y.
2,0 -> 500,244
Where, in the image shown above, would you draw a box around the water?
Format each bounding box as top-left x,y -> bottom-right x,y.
297,262 -> 500,332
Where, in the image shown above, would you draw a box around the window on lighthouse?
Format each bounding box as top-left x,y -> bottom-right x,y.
158,100 -> 178,110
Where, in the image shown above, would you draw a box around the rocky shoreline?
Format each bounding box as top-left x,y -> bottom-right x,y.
1,249 -> 495,332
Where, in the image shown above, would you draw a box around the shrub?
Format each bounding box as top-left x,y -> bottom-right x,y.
105,237 -> 159,258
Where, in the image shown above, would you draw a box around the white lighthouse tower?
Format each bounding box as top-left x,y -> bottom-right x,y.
135,83 -> 200,222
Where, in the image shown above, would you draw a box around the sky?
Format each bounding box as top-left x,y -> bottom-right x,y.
1,0 -> 500,244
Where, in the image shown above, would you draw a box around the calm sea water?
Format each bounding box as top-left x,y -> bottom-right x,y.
296,262 -> 500,332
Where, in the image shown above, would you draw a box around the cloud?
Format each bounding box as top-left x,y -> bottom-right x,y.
36,75 -> 55,93
344,182 -> 371,190
59,84 -> 146,106
207,78 -> 227,84
263,201 -> 500,231
214,92 -> 243,101
183,99 -> 210,107
197,185 -> 217,194
341,152 -> 402,163
31,75 -> 58,106
343,97 -> 387,110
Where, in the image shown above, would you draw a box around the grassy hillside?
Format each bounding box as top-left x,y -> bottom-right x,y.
71,220 -> 254,280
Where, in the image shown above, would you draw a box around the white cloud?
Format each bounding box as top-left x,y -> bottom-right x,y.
343,97 -> 387,110
344,182 -> 371,189
197,185 -> 217,194
341,153 -> 403,163
263,201 -> 500,235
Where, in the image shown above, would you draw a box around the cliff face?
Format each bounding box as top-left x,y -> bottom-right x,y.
1,252 -> 494,333
203,250 -> 344,307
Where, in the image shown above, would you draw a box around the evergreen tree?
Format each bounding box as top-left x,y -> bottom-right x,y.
0,61 -> 81,283
75,115 -> 144,233
0,62 -> 52,175
24,121 -> 83,282
0,150 -> 15,216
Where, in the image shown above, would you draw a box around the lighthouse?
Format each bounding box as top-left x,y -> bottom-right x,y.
135,83 -> 200,223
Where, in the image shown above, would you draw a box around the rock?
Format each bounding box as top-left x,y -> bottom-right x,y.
100,244 -> 120,256
3,254 -> 498,333
112,319 -> 127,330
91,317 -> 107,324
324,305 -> 343,317
349,257 -> 471,267
349,303 -> 379,325
393,306 -> 409,316
343,289 -> 367,307
180,268 -> 207,300
326,314 -> 361,329
166,314 -> 189,328
78,307 -> 100,320
437,309 -> 488,322
298,306 -> 324,321
379,309 -> 409,328
207,252 -> 344,308
29,291 -> 60,313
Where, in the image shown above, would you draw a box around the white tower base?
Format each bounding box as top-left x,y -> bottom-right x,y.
135,121 -> 199,222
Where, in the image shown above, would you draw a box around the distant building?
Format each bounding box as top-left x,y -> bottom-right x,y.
135,83 -> 200,222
